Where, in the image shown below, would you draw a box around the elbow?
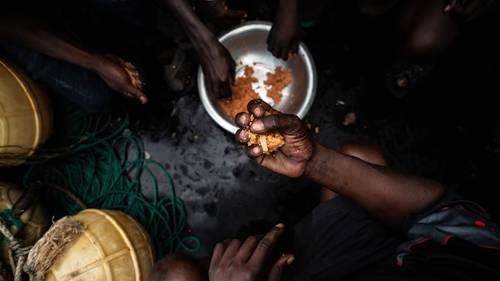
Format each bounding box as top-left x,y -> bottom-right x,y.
426,180 -> 447,207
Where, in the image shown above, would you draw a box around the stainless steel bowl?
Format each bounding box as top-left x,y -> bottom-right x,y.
198,21 -> 317,133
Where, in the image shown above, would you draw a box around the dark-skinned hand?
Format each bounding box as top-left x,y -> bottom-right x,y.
267,0 -> 300,60
198,37 -> 235,98
92,55 -> 147,104
235,99 -> 315,178
209,224 -> 294,281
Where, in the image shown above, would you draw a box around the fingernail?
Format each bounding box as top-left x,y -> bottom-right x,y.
275,223 -> 285,229
251,120 -> 264,132
286,256 -> 295,265
252,146 -> 261,154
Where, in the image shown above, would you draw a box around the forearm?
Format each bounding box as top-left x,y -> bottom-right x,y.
305,144 -> 445,226
278,0 -> 298,11
160,0 -> 215,49
0,17 -> 99,71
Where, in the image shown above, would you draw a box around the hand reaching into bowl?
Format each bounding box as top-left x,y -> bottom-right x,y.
267,0 -> 300,60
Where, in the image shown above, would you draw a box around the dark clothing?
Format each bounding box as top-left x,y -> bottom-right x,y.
0,44 -> 113,112
285,195 -> 500,281
285,196 -> 402,281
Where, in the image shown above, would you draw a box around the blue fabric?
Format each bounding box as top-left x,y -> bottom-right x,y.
0,44 -> 113,112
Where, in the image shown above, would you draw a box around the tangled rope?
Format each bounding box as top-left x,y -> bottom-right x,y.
0,219 -> 30,281
22,105 -> 200,257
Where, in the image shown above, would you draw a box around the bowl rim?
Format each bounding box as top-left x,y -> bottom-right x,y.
198,20 -> 317,134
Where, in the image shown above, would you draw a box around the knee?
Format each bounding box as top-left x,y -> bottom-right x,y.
337,143 -> 387,166
402,19 -> 457,58
150,256 -> 207,281
403,32 -> 447,57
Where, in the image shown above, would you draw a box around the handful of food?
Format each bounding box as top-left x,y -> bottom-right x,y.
245,115 -> 285,154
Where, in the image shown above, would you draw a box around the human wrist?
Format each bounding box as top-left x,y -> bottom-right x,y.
303,143 -> 342,183
188,26 -> 219,53
304,143 -> 326,179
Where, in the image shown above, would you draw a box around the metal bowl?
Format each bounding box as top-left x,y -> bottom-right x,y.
198,21 -> 317,133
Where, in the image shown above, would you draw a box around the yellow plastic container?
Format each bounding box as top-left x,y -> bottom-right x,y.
0,182 -> 49,262
46,209 -> 154,281
0,57 -> 53,166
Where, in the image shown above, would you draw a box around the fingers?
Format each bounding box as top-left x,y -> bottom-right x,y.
220,239 -> 242,264
124,67 -> 144,91
270,46 -> 280,60
285,42 -> 300,61
236,133 -> 264,158
109,56 -> 146,104
206,73 -> 233,99
268,254 -> 295,281
210,241 -> 229,268
235,236 -> 259,262
219,81 -> 232,99
245,144 -> 263,158
235,128 -> 250,143
247,99 -> 281,117
207,80 -> 229,99
206,78 -> 218,100
266,33 -> 280,59
250,114 -> 302,134
114,57 -> 143,86
125,84 -> 148,104
249,224 -> 285,268
235,99 -> 280,126
248,99 -> 270,117
267,30 -> 275,52
235,112 -> 251,127
279,48 -> 289,61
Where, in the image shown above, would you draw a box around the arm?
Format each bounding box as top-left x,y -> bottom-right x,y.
209,224 -> 294,281
235,99 -> 445,227
304,144 -> 445,225
267,0 -> 300,60
0,17 -> 147,103
160,0 -> 213,49
0,17 -> 97,70
160,0 -> 235,98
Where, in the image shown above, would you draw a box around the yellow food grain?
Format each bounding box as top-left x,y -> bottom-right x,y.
247,131 -> 285,154
264,66 -> 292,104
218,65 -> 292,118
218,66 -> 259,118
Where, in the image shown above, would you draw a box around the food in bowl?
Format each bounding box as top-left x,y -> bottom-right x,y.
218,66 -> 259,119
264,66 -> 291,104
218,65 -> 292,119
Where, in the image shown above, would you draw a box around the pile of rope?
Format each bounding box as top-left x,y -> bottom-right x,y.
0,183 -> 40,281
20,104 -> 200,257
0,220 -> 29,281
